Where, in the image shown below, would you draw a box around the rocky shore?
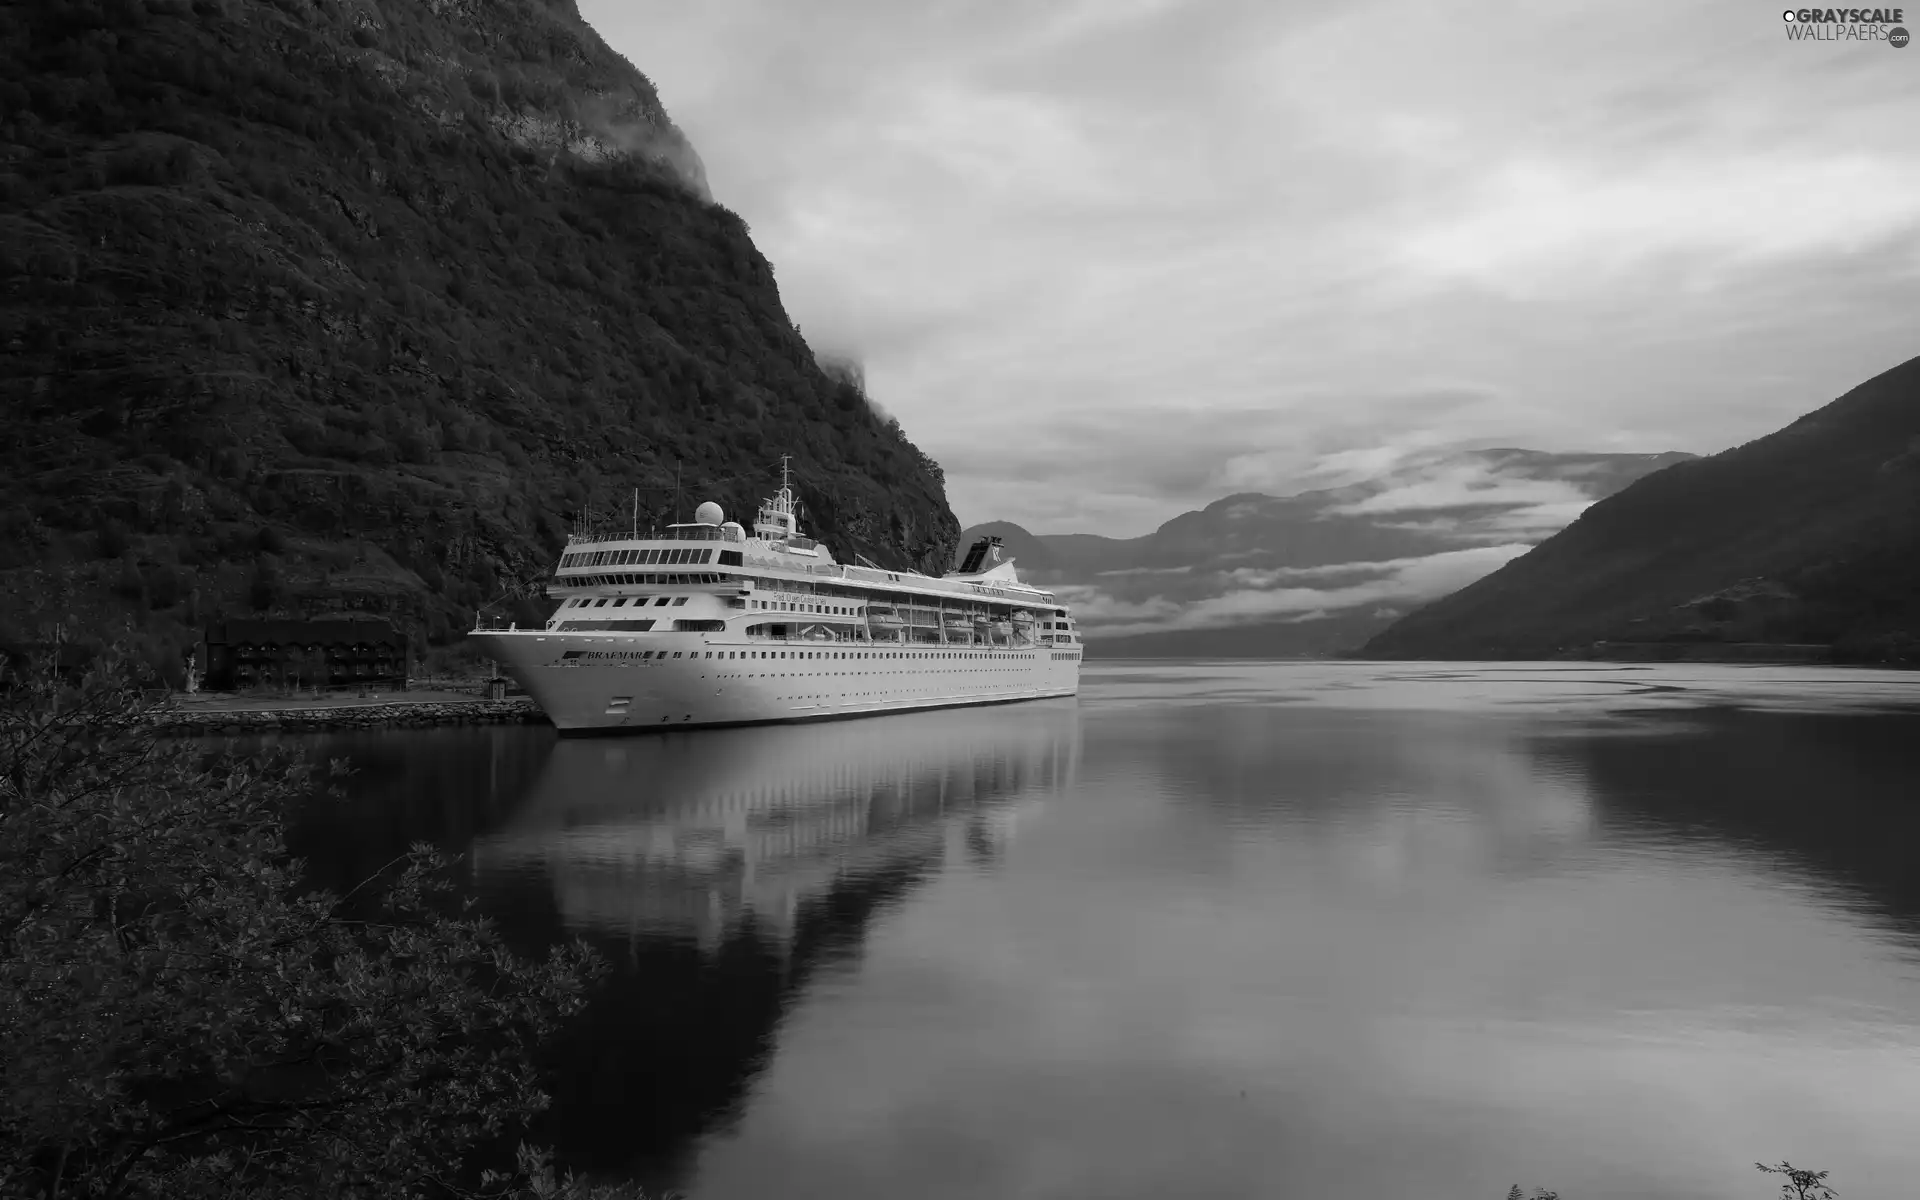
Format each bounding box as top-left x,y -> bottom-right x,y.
154,698 -> 545,735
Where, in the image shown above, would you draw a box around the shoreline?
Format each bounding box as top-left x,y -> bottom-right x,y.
154,696 -> 546,734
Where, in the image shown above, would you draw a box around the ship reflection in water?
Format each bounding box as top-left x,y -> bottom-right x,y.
445,700 -> 1081,1191
471,699 -> 1081,954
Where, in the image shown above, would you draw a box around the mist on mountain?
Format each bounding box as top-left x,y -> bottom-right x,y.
961,447 -> 1692,657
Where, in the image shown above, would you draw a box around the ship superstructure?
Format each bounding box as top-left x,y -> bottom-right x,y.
469,462 -> 1083,732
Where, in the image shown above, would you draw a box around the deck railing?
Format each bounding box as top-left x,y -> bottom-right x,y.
551,548 -> 1057,606
755,558 -> 1051,601
566,526 -> 729,545
740,630 -> 1036,648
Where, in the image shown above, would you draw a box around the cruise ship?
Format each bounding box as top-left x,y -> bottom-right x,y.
469,463 -> 1083,732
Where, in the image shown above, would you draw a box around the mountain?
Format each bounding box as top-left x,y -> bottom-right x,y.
1360,356 -> 1920,663
960,449 -> 1693,657
0,0 -> 959,677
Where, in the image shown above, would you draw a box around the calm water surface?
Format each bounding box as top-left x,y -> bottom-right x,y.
290,661 -> 1920,1200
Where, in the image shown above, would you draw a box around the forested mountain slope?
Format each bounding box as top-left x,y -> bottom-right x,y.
0,0 -> 958,676
1361,356 -> 1920,662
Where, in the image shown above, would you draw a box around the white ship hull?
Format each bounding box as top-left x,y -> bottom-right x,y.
472,627 -> 1081,734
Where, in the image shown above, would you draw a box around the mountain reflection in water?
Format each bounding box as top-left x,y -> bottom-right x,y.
287,663 -> 1920,1200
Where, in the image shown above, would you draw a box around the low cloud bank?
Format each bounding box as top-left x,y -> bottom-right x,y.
1038,445 -> 1689,642
1069,544 -> 1530,638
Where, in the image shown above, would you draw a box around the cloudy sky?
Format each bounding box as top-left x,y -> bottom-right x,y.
580,0 -> 1920,538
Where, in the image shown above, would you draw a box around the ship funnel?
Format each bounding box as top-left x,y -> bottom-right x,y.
958,535 -> 1005,574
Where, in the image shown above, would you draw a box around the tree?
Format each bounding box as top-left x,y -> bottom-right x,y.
0,655 -> 609,1198
1757,1161 -> 1837,1200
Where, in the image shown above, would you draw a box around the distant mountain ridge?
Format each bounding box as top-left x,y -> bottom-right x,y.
962,448 -> 1693,657
1361,356 -> 1920,663
0,0 -> 959,675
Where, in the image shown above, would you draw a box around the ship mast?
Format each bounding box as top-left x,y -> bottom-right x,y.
754,454 -> 802,540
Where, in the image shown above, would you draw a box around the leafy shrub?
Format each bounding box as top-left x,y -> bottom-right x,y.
0,656 -> 608,1197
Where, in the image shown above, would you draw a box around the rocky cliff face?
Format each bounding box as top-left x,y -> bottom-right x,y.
1360,356 -> 1920,663
0,0 -> 959,674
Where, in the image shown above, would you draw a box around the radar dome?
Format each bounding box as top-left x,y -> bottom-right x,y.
694,501 -> 724,525
720,521 -> 746,542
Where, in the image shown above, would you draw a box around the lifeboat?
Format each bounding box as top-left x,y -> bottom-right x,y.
867,605 -> 904,630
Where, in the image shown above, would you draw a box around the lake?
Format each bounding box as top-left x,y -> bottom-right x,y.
288,661 -> 1920,1200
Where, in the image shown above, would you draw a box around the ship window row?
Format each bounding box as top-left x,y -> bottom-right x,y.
562,547 -> 720,568
562,572 -> 725,588
558,550 -> 1058,607
561,596 -> 689,609
741,576 -> 1058,616
551,571 -> 1072,626
556,619 -> 657,632
554,571 -> 1055,617
669,650 -> 1043,661
752,582 -> 1048,617
739,626 -> 1046,649
557,649 -> 1045,662
751,600 -> 857,616
551,588 -> 1075,639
